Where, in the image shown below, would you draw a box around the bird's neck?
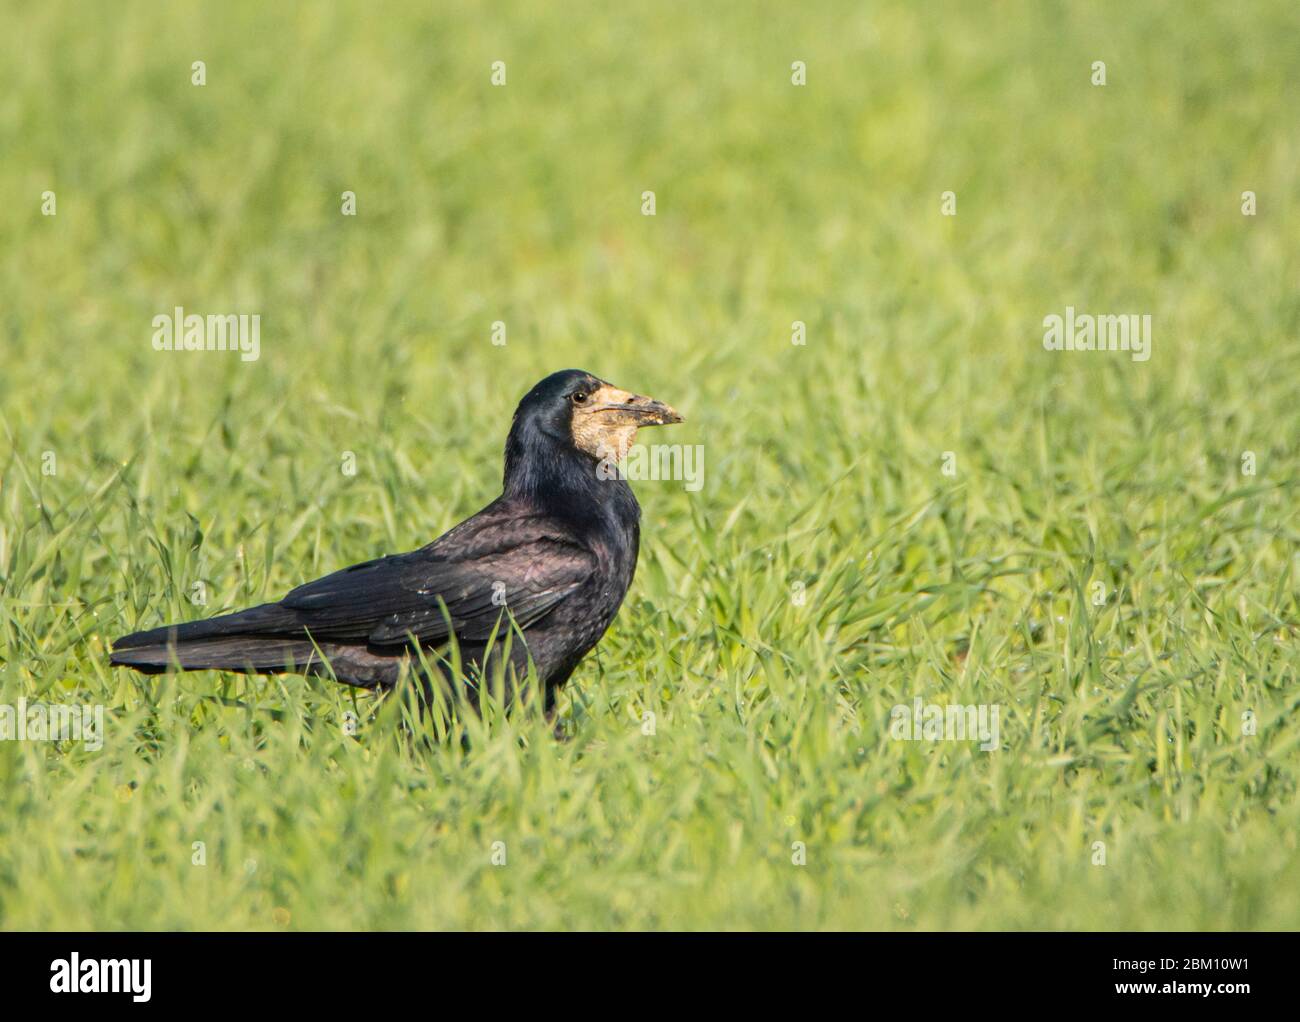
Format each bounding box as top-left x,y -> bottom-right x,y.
502,428 -> 640,530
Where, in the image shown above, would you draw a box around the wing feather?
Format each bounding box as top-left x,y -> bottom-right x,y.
278,509 -> 594,647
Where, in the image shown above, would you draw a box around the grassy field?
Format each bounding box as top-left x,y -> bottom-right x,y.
1,0 -> 1297,930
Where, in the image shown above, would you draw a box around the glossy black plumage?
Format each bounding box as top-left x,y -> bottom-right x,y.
110,369 -> 682,720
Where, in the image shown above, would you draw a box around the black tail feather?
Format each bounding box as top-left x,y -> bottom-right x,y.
109,636 -> 325,674
110,601 -> 322,674
111,602 -> 300,651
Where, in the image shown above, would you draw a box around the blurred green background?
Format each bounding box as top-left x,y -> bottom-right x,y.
0,0 -> 1297,929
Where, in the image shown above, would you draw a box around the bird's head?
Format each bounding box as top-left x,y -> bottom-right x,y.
504,369 -> 683,496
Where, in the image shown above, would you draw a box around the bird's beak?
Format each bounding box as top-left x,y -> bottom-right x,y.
591,386 -> 683,426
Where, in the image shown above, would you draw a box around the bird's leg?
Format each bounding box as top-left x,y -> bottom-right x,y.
543,685 -> 574,741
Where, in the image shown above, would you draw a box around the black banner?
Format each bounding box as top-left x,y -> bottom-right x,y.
0,931 -> 1285,1009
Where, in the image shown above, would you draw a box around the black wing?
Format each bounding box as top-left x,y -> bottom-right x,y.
280,507 -> 595,646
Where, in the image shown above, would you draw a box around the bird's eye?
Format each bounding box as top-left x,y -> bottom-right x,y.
571,390 -> 589,404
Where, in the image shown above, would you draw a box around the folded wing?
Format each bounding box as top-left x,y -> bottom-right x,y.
283,534 -> 593,645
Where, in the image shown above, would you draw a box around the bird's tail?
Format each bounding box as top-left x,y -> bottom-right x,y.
109,603 -> 319,675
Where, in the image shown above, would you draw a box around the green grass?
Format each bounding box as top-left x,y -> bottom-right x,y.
1,0 -> 1298,930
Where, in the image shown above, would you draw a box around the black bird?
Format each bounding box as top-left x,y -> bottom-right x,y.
110,369 -> 682,725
